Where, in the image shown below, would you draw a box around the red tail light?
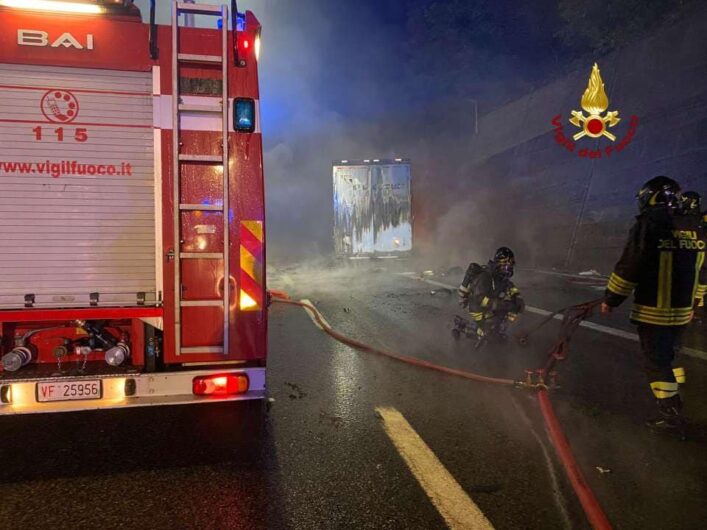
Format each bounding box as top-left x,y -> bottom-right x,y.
192,374 -> 249,396
237,33 -> 251,55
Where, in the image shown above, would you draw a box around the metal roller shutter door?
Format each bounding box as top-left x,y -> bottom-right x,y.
0,63 -> 157,309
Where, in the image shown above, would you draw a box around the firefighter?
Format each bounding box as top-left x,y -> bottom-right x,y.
601,176 -> 707,436
681,191 -> 702,218
683,192 -> 707,316
456,247 -> 525,343
681,191 -> 707,231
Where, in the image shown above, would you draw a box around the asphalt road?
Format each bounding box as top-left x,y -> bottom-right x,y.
1,262 -> 706,529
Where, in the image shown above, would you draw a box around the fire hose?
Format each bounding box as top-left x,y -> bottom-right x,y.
515,299 -> 604,386
270,290 -> 612,529
276,297 -> 516,386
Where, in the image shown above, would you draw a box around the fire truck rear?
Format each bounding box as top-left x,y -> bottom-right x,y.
0,0 -> 267,414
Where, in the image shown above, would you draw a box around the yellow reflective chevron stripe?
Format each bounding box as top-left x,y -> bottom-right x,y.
650,381 -> 679,399
240,245 -> 258,282
469,312 -> 484,321
607,272 -> 636,296
657,251 -> 673,308
239,221 -> 264,311
508,287 -> 520,295
673,367 -> 686,384
507,312 -> 517,322
481,296 -> 490,307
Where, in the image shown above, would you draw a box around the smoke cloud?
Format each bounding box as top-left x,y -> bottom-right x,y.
133,1 -> 707,273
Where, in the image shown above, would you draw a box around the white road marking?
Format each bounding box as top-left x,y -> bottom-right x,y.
520,268 -> 607,281
299,299 -> 331,331
402,275 -> 707,361
376,406 -> 495,530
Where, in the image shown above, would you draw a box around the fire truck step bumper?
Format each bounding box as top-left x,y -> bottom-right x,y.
0,368 -> 266,415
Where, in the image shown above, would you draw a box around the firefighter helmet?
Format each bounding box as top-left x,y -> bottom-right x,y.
493,247 -> 515,278
636,176 -> 682,213
681,191 -> 702,215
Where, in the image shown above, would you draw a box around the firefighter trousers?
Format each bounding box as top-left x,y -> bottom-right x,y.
636,324 -> 686,400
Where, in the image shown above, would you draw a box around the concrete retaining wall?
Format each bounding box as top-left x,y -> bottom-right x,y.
448,7 -> 707,272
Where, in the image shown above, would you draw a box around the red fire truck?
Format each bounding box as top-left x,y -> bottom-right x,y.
0,0 -> 267,413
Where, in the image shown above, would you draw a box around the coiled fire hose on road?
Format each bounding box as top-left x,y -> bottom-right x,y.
269,290 -> 612,530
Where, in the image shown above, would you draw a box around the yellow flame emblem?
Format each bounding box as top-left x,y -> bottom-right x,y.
580,63 -> 609,114
569,63 -> 620,141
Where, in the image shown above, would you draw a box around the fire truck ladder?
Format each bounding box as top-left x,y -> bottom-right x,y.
171,2 -> 230,356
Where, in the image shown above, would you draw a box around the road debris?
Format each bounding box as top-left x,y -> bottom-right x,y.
285,381 -> 307,399
579,270 -> 603,277
443,266 -> 463,276
319,410 -> 344,429
595,467 -> 612,475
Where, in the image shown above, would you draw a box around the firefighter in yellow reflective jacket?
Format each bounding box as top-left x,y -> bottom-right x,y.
601,176 -> 707,435
457,247 -> 525,343
682,191 -> 707,310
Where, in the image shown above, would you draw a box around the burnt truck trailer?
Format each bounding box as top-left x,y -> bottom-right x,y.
333,159 -> 412,258
0,0 -> 267,414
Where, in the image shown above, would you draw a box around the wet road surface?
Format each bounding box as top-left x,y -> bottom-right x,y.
1,262 -> 706,529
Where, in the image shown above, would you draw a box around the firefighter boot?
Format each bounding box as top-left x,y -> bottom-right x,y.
646,395 -> 687,439
473,325 -> 488,350
452,315 -> 469,340
495,318 -> 510,342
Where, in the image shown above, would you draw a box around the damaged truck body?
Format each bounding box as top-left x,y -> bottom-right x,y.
333,159 -> 413,258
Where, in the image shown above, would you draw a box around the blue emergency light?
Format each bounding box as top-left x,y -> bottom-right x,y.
233,98 -> 256,133
217,13 -> 245,30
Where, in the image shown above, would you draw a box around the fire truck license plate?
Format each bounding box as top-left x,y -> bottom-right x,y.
36,380 -> 102,402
